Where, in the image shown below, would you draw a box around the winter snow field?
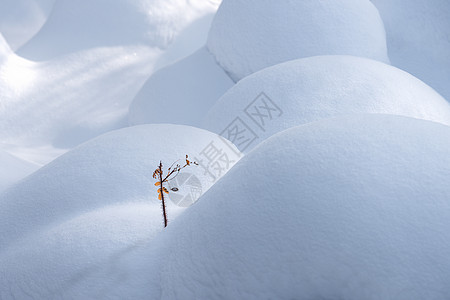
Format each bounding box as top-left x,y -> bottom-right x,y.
1,1 -> 450,299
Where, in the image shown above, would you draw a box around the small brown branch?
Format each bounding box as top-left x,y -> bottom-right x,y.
159,161 -> 168,227
154,155 -> 198,229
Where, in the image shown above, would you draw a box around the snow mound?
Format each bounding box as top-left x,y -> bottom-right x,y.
129,47 -> 234,128
0,0 -> 55,50
0,150 -> 38,192
146,115 -> 450,299
370,0 -> 450,101
18,0 -> 221,60
203,56 -> 450,153
0,124 -> 241,248
207,0 -> 389,81
0,202 -> 167,299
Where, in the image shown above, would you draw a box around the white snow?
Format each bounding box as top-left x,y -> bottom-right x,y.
202,55 -> 450,153
18,0 -> 221,60
371,0 -> 450,101
135,115 -> 450,299
1,0 -> 450,298
207,0 -> 390,81
0,0 -> 55,50
0,124 -> 241,248
129,47 -> 234,128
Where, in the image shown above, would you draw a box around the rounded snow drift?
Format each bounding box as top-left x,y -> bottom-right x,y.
207,0 -> 389,81
155,114 -> 450,299
0,124 -> 241,247
0,202 -> 167,299
202,55 -> 450,153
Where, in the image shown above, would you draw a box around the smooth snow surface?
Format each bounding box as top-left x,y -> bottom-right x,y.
371,0 -> 450,101
142,115 -> 450,299
203,56 -> 450,153
0,150 -> 38,192
129,47 -> 234,127
0,202 -> 166,299
0,0 -> 55,50
18,0 -> 221,60
0,124 -> 241,248
207,0 -> 389,81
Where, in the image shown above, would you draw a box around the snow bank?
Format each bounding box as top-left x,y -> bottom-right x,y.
370,0 -> 450,101
18,0 -> 221,60
129,47 -> 234,128
145,115 -> 450,299
203,56 -> 450,153
207,0 -> 389,81
0,0 -> 55,50
0,150 -> 38,192
0,124 -> 241,248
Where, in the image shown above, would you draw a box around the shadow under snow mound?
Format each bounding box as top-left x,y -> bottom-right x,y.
0,150 -> 38,192
207,0 -> 389,81
0,33 -> 12,63
18,0 -> 220,60
151,114 -> 450,299
0,45 -> 158,164
370,0 -> 450,101
129,47 -> 234,128
0,0 -> 55,50
203,55 -> 450,153
0,124 -> 241,248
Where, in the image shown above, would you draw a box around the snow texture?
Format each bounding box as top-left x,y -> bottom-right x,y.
141,115 -> 450,299
371,0 -> 450,101
18,0 -> 221,60
207,0 -> 390,81
129,47 -> 234,128
202,55 -> 450,153
0,124 -> 241,248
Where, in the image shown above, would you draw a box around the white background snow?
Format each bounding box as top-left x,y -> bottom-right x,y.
1,0 -> 450,299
